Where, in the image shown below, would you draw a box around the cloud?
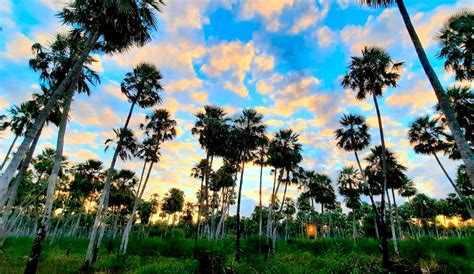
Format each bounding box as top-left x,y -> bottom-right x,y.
385,79 -> 437,114
316,26 -> 336,48
190,91 -> 208,104
240,0 -> 294,31
1,33 -> 33,62
71,101 -> 122,129
289,0 -> 329,34
166,78 -> 203,93
340,8 -> 402,54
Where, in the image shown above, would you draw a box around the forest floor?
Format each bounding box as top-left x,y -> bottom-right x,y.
0,236 -> 473,273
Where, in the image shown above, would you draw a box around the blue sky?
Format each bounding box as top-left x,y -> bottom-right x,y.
0,0 -> 471,216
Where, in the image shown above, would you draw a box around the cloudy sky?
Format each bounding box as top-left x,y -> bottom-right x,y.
0,0 -> 470,216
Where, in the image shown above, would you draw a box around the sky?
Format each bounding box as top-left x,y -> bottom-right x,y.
0,0 -> 471,217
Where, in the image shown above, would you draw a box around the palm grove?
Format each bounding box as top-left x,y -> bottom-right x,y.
0,0 -> 472,272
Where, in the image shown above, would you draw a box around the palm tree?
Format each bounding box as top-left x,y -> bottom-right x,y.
85,63 -> 163,265
25,33 -> 101,272
437,10 -> 473,82
120,109 -> 177,254
1,1 -> 165,200
358,0 -> 474,191
254,134 -> 269,237
341,46 -> 402,267
234,109 -> 266,260
435,86 -> 473,160
408,116 -> 473,217
191,105 -> 230,237
0,102 -> 37,172
337,166 -> 363,246
191,159 -> 211,239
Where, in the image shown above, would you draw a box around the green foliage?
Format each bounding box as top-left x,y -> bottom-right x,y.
1,237 -> 473,273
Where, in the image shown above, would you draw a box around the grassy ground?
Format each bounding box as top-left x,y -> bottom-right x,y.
1,236 -> 473,273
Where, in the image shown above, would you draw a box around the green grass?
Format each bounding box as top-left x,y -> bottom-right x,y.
1,236 -> 473,273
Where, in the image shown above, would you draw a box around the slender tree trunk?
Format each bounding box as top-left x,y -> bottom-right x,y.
0,31 -> 100,200
258,162 -> 264,237
84,99 -> 137,267
267,169 -> 277,253
396,0 -> 474,186
235,160 -> 245,261
0,134 -> 18,172
372,94 -> 390,269
25,89 -> 74,273
391,188 -> 402,238
386,188 -> 399,256
272,170 -> 290,247
433,153 -> 474,217
0,125 -> 43,244
120,161 -> 154,254
352,210 -> 357,246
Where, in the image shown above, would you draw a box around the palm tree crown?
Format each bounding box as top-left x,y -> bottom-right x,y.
121,63 -> 163,108
341,46 -> 403,100
59,0 -> 164,53
408,115 -> 448,155
335,114 -> 371,152
437,9 -> 474,81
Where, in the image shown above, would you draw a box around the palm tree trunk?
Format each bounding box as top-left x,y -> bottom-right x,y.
258,162 -> 264,237
267,169 -> 277,252
235,160 -> 245,261
0,134 -> 18,172
272,169 -> 290,246
120,161 -> 154,254
391,188 -> 402,237
0,31 -> 100,200
25,88 -> 74,273
85,99 -> 137,267
395,0 -> 474,186
0,124 -> 43,244
372,94 -> 390,268
386,188 -> 399,256
195,174 -> 205,242
433,153 -> 474,217
352,210 -> 357,246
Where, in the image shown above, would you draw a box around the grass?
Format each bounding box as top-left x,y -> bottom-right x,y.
0,236 -> 473,273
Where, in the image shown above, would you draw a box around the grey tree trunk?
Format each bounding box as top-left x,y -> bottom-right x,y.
391,188 -> 402,237
25,89 -> 74,273
0,31 -> 100,200
352,210 -> 357,246
0,134 -> 18,172
372,94 -> 391,268
85,99 -> 137,267
0,124 -> 43,244
396,0 -> 474,186
258,161 -> 264,237
385,188 -> 399,256
120,161 -> 154,254
235,160 -> 245,261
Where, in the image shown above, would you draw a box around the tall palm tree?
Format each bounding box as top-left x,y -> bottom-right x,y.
337,166 -> 362,246
341,46 -> 402,267
85,63 -> 162,265
25,33 -> 101,272
437,10 -> 473,82
266,129 -> 302,250
191,105 -> 230,237
254,134 -> 269,237
120,109 -> 177,254
408,115 -> 473,217
0,1 -> 165,199
191,158 -> 211,239
234,109 -> 266,260
358,0 -> 474,190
